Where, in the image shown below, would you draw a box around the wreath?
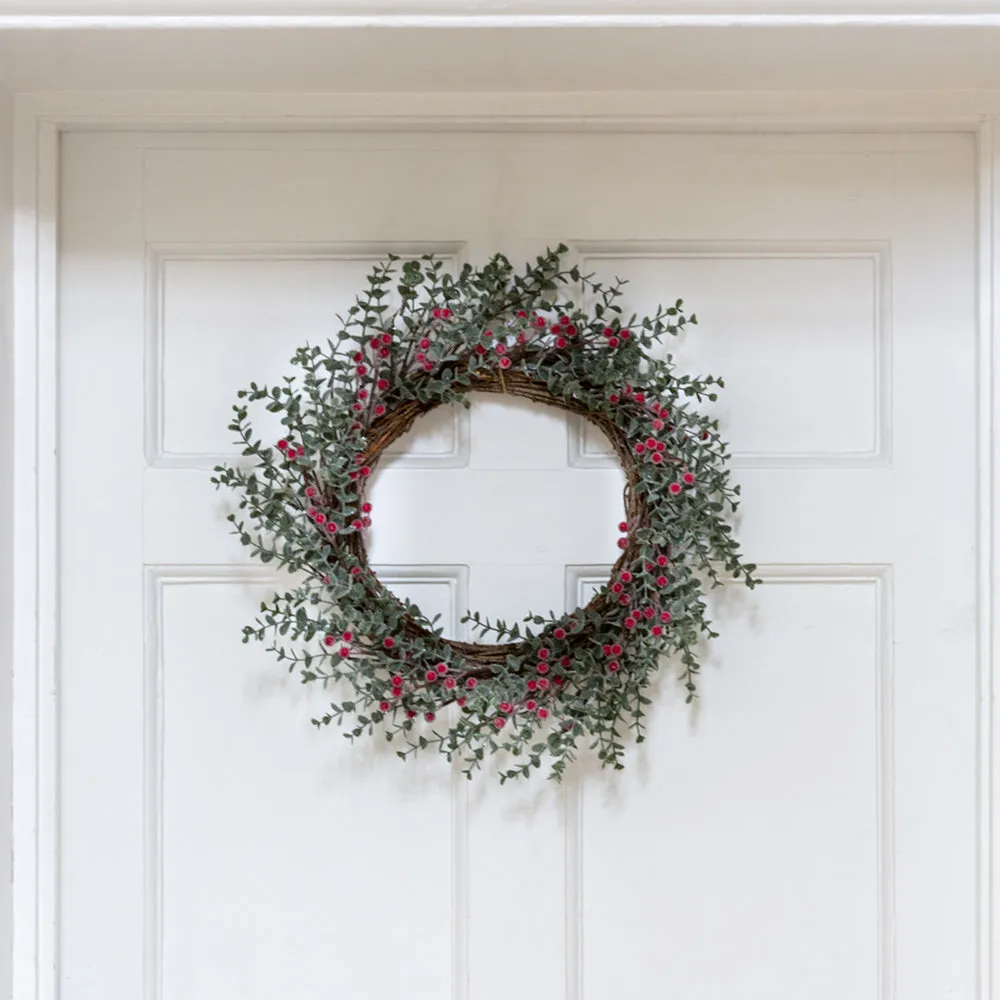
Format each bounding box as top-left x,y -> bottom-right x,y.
213,246 -> 757,782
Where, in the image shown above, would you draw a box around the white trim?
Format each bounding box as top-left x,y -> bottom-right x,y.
11,110 -> 58,1000
981,111 -> 1000,1000
7,14 -> 1000,28
14,88 -> 1000,128
8,92 -> 999,1000
5,1 -> 1000,29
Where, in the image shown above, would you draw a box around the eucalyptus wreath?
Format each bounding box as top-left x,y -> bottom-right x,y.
212,245 -> 757,782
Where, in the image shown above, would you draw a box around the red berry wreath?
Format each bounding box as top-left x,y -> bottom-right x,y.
213,246 -> 757,782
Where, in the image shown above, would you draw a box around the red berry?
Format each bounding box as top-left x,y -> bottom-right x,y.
657,555 -> 668,567
555,337 -> 567,348
391,675 -> 403,686
494,717 -> 506,729
554,628 -> 566,639
608,337 -> 620,348
617,538 -> 629,550
526,699 -> 538,710
425,712 -> 435,722
339,646 -> 350,658
669,483 -> 682,495
527,679 -> 538,691
444,677 -> 456,689
618,521 -> 628,532
425,670 -> 438,682
537,663 -> 549,674
611,643 -> 622,655
406,710 -> 416,719
457,697 -> 467,707
538,708 -> 549,719
466,677 -> 477,689
661,611 -> 672,623
305,486 -> 317,498
436,663 -> 448,675
620,571 -> 632,583
495,343 -> 507,355
277,439 -> 289,450
499,702 -> 512,714
537,649 -> 550,660
651,453 -> 663,464
419,338 -> 430,349
651,626 -> 663,637
656,575 -> 668,587
377,378 -> 389,391
381,333 -> 393,345
499,357 -> 512,369
362,502 -> 372,513
608,661 -> 620,672
343,631 -> 354,642
356,365 -> 368,376
683,472 -> 695,485
379,701 -> 390,712
323,635 -> 335,647
383,637 -> 396,649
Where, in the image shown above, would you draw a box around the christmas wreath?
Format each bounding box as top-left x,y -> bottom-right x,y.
213,246 -> 756,782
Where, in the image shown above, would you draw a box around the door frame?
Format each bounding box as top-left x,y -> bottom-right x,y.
9,89 -> 1000,1000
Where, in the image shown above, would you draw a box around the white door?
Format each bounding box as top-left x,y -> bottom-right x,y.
58,129 -> 977,1000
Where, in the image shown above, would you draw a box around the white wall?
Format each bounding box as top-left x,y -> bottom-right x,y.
0,77 -> 13,1000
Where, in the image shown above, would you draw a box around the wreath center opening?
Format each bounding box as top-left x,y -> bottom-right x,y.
364,389 -> 629,643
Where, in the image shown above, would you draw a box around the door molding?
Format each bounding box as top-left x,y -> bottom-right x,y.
4,1 -> 1000,27
9,92 -> 1000,1000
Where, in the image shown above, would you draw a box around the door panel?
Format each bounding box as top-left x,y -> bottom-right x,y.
58,130 -> 977,1000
